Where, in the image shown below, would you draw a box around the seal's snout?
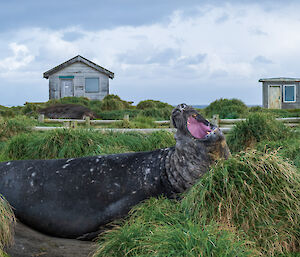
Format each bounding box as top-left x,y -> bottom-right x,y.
178,103 -> 187,111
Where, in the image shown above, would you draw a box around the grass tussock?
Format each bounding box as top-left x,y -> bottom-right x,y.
0,116 -> 35,141
227,113 -> 291,152
94,198 -> 258,257
256,135 -> 300,170
2,129 -> 175,160
182,150 -> 300,255
94,150 -> 299,256
0,195 -> 15,256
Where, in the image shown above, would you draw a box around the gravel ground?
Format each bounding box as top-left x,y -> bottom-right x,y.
6,222 -> 97,257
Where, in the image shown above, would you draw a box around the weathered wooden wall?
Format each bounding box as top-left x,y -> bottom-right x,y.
48,62 -> 109,100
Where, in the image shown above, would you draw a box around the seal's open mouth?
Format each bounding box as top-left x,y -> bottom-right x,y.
187,115 -> 212,139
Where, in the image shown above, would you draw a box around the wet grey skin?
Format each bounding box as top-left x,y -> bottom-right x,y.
0,104 -> 230,240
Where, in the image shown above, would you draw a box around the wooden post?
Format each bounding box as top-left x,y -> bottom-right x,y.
211,114 -> 219,127
71,121 -> 78,129
85,116 -> 91,127
63,121 -> 70,128
123,114 -> 129,122
38,114 -> 44,123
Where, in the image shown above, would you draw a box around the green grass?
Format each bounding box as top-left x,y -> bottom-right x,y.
94,198 -> 258,257
256,131 -> 300,170
113,116 -> 158,129
182,150 -> 300,255
227,113 -> 292,152
1,129 -> 175,161
249,106 -> 300,118
0,116 -> 36,141
94,150 -> 300,256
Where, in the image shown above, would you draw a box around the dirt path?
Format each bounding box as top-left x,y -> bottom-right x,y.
5,222 -> 97,257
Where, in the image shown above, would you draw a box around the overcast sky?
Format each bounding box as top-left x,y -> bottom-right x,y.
1,0 -> 300,106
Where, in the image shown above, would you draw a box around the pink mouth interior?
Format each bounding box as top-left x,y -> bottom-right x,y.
187,116 -> 212,139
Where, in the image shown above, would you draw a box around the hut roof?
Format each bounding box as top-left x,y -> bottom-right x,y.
43,55 -> 114,79
259,77 -> 300,82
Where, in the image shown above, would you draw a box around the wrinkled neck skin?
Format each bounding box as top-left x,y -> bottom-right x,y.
165,130 -> 230,193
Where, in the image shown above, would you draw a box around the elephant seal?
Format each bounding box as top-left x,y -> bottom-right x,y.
0,104 -> 230,239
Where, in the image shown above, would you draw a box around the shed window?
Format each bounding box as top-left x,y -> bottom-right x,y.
283,85 -> 296,102
85,78 -> 99,93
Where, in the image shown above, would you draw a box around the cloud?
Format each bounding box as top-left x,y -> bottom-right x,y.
253,55 -> 273,64
62,31 -> 84,42
178,54 -> 207,65
2,2 -> 300,106
215,13 -> 229,24
117,46 -> 180,65
249,27 -> 268,36
0,43 -> 34,71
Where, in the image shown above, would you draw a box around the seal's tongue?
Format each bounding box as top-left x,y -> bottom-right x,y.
187,116 -> 211,139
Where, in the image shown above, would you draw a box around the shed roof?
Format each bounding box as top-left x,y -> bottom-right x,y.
259,77 -> 300,82
43,55 -> 114,79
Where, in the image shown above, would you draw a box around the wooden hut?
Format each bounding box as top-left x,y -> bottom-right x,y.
259,77 -> 300,109
43,55 -> 114,101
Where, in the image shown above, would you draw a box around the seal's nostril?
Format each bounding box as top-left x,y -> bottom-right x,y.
179,103 -> 187,111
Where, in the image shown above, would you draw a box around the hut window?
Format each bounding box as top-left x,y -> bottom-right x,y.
85,78 -> 99,93
283,85 -> 296,102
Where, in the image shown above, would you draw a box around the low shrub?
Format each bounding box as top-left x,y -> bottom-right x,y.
101,95 -> 132,111
46,96 -> 91,107
22,102 -> 42,117
97,109 -> 141,120
0,105 -> 21,118
249,107 -> 300,118
0,195 -> 15,256
227,113 -> 291,152
205,98 -> 248,119
136,100 -> 173,110
140,107 -> 172,120
0,116 -> 36,141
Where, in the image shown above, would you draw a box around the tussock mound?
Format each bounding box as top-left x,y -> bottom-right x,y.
227,113 -> 291,152
94,150 -> 300,256
183,150 -> 300,255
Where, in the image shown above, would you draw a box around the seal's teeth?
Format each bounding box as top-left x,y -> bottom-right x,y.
206,131 -> 210,134
187,121 -> 190,125
192,114 -> 197,118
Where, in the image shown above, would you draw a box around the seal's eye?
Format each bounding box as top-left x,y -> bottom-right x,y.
187,116 -> 212,139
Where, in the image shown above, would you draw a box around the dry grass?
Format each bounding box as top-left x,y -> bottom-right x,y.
0,195 -> 15,256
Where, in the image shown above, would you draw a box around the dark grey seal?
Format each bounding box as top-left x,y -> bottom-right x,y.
0,104 -> 230,239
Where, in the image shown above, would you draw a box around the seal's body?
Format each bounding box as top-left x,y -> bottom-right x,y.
0,104 -> 230,239
0,149 -> 172,239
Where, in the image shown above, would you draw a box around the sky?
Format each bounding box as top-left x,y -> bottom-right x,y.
1,0 -> 300,106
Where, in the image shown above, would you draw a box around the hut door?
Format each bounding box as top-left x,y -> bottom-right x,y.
60,79 -> 74,98
268,85 -> 281,109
